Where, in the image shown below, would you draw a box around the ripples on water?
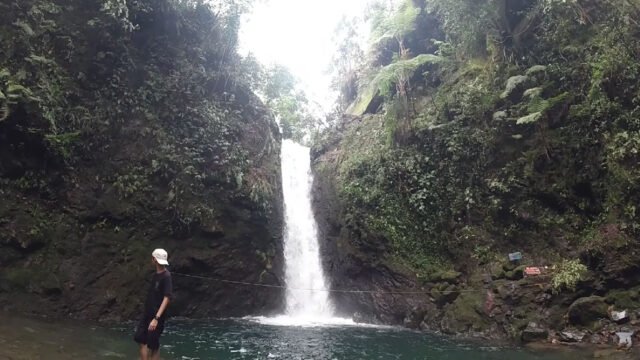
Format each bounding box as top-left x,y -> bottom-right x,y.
0,313 -> 595,360
155,319 -> 589,360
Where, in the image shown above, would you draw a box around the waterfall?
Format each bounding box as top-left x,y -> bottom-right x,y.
280,139 -> 334,318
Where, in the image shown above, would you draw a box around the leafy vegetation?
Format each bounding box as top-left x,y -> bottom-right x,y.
0,0 -> 281,233
316,0 -> 640,281
551,259 -> 588,293
240,59 -> 323,144
0,0 -> 287,319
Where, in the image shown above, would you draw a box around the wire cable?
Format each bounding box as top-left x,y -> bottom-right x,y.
172,272 -> 549,295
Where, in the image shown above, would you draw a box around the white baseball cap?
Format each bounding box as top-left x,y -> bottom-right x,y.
152,248 -> 169,266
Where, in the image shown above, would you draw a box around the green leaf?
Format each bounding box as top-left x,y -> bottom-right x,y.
7,84 -> 30,94
26,55 -> 56,65
516,112 -> 542,125
13,20 -> 35,36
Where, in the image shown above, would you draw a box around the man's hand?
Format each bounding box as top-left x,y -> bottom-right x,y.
148,318 -> 158,331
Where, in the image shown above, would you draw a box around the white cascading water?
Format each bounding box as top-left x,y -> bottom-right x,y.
280,139 -> 334,318
251,139 -> 355,326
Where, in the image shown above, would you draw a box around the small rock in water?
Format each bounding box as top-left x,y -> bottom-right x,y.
615,332 -> 634,349
521,322 -> 548,343
558,330 -> 586,343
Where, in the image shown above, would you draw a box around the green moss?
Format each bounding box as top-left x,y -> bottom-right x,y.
346,85 -> 379,116
429,270 -> 462,283
2,267 -> 60,294
443,292 -> 489,332
505,265 -> 526,280
606,288 -> 640,310
315,0 -> 640,310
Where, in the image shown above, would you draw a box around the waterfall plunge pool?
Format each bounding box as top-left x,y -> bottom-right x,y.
0,311 -> 602,360
2,143 -> 626,359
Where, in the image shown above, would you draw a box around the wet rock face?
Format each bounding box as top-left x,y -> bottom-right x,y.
311,147 -> 431,325
0,91 -> 285,322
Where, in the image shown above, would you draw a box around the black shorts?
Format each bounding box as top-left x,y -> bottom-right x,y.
134,314 -> 166,350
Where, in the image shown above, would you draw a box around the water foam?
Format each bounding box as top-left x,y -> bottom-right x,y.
266,140 -> 349,326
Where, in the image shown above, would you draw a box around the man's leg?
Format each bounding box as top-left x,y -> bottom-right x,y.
149,348 -> 160,360
146,323 -> 163,360
139,344 -> 148,360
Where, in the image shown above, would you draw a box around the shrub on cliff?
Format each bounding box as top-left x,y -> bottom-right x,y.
317,0 -> 640,276
0,0 -> 280,231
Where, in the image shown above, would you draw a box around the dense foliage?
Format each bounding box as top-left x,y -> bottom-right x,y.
316,0 -> 640,277
0,0 -> 282,235
0,0 -> 286,319
241,61 -> 322,144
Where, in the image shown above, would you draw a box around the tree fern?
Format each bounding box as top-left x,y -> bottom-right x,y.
371,0 -> 421,45
370,54 -> 445,97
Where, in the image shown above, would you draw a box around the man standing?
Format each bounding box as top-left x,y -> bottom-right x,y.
134,248 -> 173,360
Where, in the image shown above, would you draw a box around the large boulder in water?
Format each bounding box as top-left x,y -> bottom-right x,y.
567,296 -> 608,326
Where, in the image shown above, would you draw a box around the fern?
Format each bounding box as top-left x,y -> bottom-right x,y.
371,0 -> 421,45
516,112 -> 542,125
370,54 -> 445,97
517,92 -> 569,125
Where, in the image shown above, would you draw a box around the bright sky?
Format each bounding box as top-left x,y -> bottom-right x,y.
240,0 -> 372,113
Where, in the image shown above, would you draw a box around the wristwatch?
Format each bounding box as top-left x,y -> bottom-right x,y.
154,315 -> 160,320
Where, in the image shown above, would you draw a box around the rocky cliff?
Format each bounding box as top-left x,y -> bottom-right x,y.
0,0 -> 284,321
312,0 -> 640,345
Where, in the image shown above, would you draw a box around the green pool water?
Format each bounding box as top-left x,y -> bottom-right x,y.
0,312 -> 612,359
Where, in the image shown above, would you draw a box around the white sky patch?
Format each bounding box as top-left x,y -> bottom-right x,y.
240,0 -> 372,113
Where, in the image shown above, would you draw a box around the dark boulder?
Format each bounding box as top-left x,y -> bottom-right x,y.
568,296 -> 608,326
403,306 -> 428,329
430,284 -> 460,306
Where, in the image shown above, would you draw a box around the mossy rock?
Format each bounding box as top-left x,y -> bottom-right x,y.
430,284 -> 459,306
346,85 -> 381,116
605,288 -> 640,309
2,267 -> 61,295
440,292 -> 489,334
490,262 -> 506,280
568,296 -> 608,326
430,270 -> 462,284
502,262 -> 519,272
505,265 -> 526,280
521,322 -> 549,343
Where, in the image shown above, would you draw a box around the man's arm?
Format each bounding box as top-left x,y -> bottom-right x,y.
148,296 -> 170,331
148,274 -> 172,331
156,296 -> 170,318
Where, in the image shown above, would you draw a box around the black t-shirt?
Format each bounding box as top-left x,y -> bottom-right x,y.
144,270 -> 173,318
